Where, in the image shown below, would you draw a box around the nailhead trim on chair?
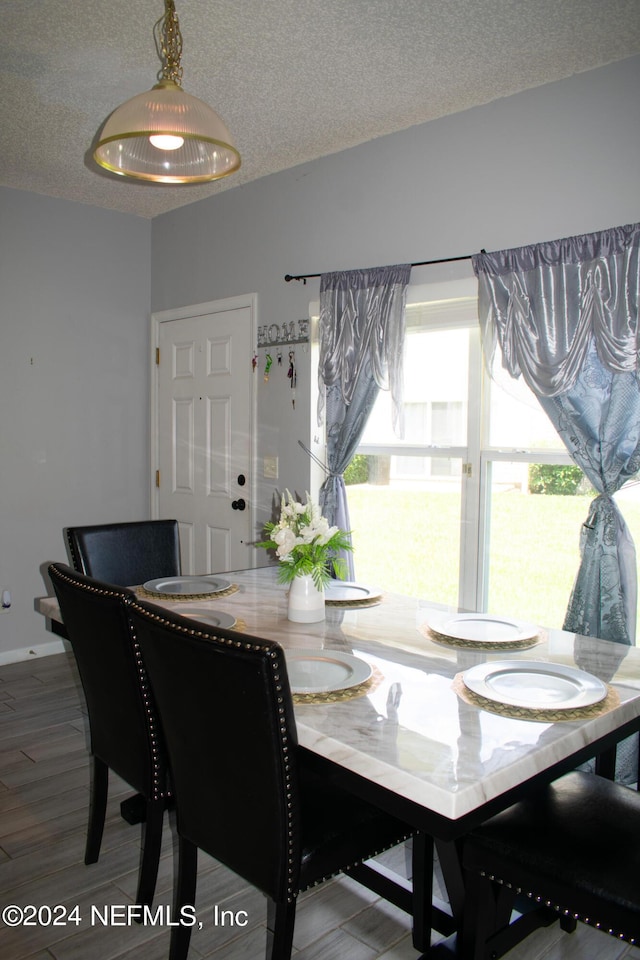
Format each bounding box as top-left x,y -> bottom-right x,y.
49,566 -> 170,803
269,647 -> 297,902
478,870 -> 637,944
127,601 -> 302,902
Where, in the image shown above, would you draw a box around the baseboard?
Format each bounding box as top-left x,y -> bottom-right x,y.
0,638 -> 69,666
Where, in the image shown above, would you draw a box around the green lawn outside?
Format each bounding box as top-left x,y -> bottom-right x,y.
346,484 -> 640,631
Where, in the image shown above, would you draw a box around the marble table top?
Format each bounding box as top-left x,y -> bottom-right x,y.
38,566 -> 640,834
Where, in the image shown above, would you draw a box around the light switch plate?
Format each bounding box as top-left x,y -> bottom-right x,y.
264,456 -> 279,479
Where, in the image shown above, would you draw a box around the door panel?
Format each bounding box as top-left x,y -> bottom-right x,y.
207,397 -> 230,495
207,524 -> 230,572
174,398 -> 195,493
155,300 -> 255,575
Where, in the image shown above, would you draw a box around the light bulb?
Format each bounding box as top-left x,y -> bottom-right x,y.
149,133 -> 184,150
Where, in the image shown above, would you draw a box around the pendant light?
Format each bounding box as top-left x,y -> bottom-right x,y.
93,0 -> 240,184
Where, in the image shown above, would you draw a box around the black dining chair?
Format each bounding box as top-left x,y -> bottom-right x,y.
128,599 -> 432,960
65,519 -> 181,587
461,770 -> 640,959
48,563 -> 170,909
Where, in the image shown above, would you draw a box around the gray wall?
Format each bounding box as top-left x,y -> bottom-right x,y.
2,55 -> 639,661
151,56 -> 640,538
0,189 -> 151,660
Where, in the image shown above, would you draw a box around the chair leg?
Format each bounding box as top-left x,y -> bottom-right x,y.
169,836 -> 198,960
85,756 -> 108,865
266,898 -> 297,960
135,799 -> 165,908
460,870 -> 499,960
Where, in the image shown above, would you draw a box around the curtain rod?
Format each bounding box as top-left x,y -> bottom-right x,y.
284,252 -> 476,284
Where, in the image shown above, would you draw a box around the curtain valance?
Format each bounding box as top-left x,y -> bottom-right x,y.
318,263 -> 411,433
473,223 -> 640,398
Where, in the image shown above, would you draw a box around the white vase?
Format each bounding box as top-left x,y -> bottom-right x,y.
287,573 -> 325,623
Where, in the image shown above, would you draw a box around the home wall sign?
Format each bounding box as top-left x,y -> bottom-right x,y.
257,319 -> 309,348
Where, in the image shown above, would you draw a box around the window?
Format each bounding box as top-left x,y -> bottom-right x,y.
350,290 -> 473,609
344,280 -> 640,632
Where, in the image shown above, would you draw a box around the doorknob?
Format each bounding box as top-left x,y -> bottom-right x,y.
232,498 -> 246,511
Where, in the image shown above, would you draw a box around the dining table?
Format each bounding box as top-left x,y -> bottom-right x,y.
37,565 -> 640,956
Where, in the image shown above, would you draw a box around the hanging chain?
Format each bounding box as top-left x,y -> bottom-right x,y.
154,0 -> 184,84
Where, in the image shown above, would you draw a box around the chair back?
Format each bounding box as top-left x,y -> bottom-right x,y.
128,600 -> 302,902
48,563 -> 167,799
66,519 -> 181,586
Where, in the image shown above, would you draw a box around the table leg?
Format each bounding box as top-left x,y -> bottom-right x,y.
435,838 -> 466,927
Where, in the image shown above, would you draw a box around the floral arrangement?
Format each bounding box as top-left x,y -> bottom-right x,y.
257,490 -> 352,589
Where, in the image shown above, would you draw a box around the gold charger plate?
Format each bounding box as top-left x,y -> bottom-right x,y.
324,581 -> 383,607
137,576 -> 239,601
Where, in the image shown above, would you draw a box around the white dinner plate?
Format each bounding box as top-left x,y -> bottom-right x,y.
142,576 -> 231,597
428,613 -> 538,644
284,648 -> 373,694
324,582 -> 382,603
462,660 -> 607,710
177,609 -> 236,630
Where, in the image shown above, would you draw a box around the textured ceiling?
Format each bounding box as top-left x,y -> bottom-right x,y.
3,0 -> 639,219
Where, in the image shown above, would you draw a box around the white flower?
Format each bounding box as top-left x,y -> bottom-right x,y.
314,517 -> 330,535
298,524 -> 317,544
273,527 -> 297,557
316,524 -> 339,545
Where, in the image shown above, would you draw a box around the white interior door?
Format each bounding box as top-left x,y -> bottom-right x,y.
153,296 -> 256,574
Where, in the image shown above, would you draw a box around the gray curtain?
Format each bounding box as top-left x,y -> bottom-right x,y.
473,222 -> 640,644
318,264 -> 411,578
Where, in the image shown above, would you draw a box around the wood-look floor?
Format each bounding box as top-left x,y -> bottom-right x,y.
1,650 -> 639,960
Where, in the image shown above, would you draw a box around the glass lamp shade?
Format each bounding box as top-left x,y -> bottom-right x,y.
94,79 -> 241,183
